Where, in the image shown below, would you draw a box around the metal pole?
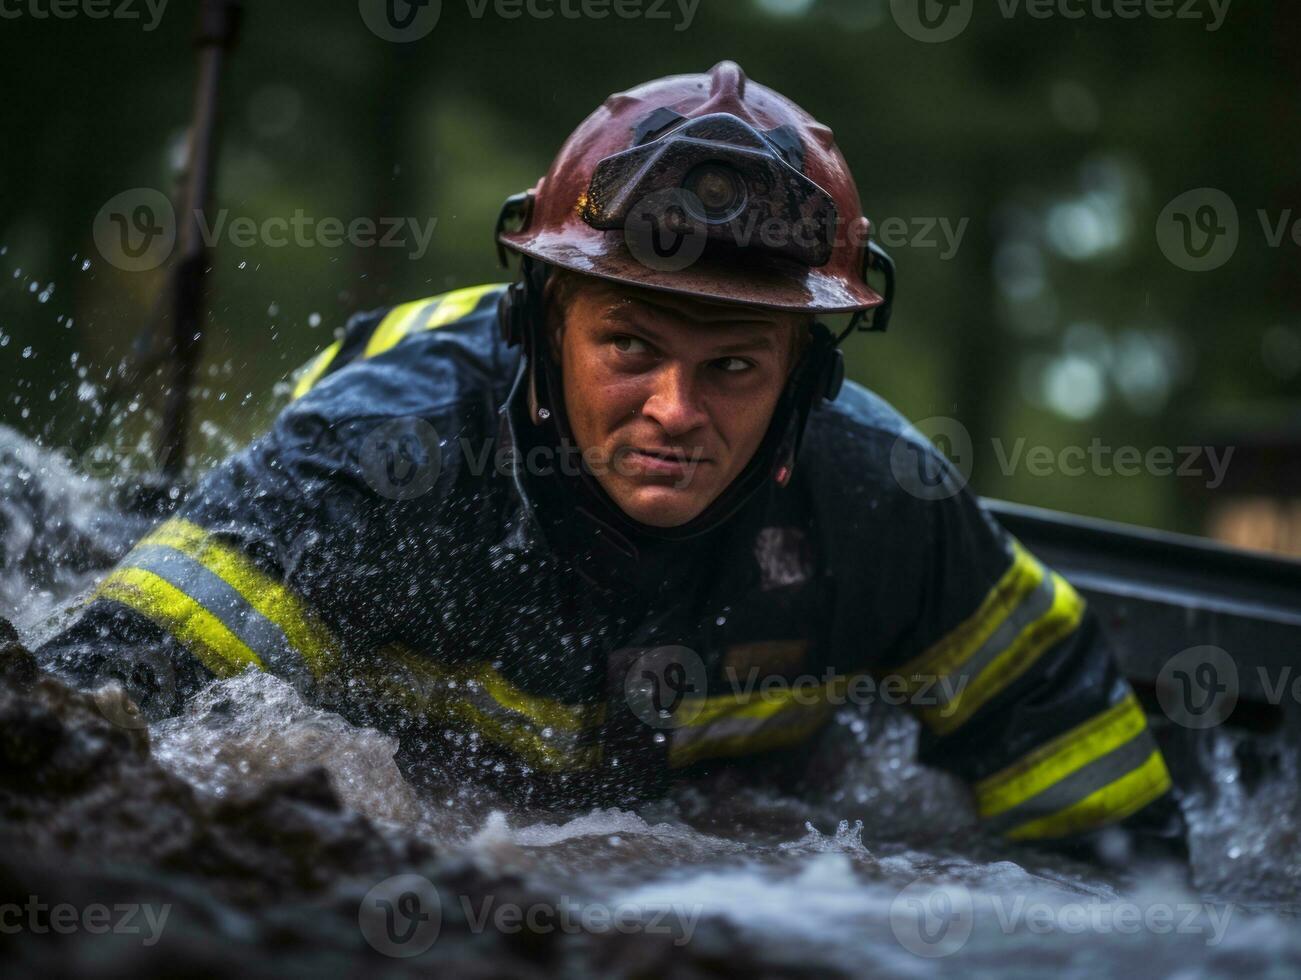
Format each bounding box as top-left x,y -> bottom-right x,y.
155,0 -> 243,476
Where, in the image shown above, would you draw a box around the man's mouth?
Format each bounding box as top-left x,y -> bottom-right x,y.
619,446 -> 708,479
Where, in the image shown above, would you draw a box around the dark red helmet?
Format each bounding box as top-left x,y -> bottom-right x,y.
496,61 -> 890,322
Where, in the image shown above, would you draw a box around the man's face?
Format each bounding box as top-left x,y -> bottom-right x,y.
552,277 -> 804,528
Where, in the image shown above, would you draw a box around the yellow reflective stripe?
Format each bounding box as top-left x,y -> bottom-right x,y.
291,339 -> 342,400
292,284 -> 504,398
473,662 -> 605,731
378,648 -> 601,770
920,572 -> 1085,735
423,283 -> 500,330
365,283 -> 501,358
898,540 -> 1043,691
669,703 -> 829,768
677,687 -> 796,729
441,697 -> 602,771
96,566 -> 264,677
363,298 -> 435,358
1005,750 -> 1173,841
667,675 -> 858,768
974,692 -> 1150,819
675,673 -> 865,730
141,519 -> 340,678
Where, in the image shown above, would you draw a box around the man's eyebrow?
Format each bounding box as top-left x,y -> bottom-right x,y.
602,302 -> 781,354
712,335 -> 776,355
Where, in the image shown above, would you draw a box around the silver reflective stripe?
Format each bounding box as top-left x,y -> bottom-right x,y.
931,571 -> 1057,711
984,729 -> 1160,837
121,545 -> 312,690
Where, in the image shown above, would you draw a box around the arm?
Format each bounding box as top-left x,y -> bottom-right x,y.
876,449 -> 1186,862
35,383 -> 426,720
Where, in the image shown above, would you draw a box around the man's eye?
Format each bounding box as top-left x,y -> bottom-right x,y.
715,357 -> 753,373
613,335 -> 651,354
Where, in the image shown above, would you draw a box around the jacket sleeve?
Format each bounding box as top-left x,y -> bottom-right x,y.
870,445 -> 1179,847
35,334 -> 434,719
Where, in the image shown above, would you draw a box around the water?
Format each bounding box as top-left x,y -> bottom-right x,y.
3,423 -> 1300,977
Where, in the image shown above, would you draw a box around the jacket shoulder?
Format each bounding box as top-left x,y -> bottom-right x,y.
803,378 -> 945,485
287,282 -> 515,416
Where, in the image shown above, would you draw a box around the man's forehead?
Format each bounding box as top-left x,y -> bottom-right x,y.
587,280 -> 797,330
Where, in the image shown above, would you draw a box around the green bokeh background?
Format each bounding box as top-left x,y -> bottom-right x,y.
1,0 -> 1297,536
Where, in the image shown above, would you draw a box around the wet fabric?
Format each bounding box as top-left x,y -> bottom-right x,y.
36,283 -> 1172,838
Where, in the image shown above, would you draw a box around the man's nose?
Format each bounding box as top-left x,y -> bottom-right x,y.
642,364 -> 708,437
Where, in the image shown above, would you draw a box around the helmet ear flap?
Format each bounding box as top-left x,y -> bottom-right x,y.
498,257 -> 551,348
498,279 -> 529,347
806,321 -> 844,403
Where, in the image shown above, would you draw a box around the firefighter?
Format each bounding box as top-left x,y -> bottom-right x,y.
38,61 -> 1183,858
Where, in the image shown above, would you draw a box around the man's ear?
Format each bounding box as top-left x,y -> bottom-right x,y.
542,278 -> 565,364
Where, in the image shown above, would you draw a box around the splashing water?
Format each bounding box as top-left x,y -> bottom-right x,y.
4,430 -> 1301,977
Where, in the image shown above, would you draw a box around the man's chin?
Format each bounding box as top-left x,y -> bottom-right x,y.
610,483 -> 713,528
